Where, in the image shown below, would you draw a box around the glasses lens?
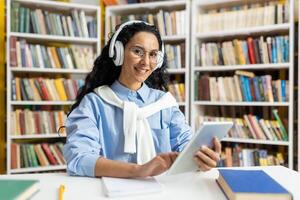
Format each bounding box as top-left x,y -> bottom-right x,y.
130,47 -> 163,65
152,51 -> 163,65
131,47 -> 144,57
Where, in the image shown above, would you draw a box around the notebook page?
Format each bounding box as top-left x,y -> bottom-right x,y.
102,176 -> 163,197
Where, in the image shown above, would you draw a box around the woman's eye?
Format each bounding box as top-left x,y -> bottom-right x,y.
133,48 -> 144,56
150,52 -> 158,58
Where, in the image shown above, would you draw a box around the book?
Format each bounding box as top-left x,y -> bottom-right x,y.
102,176 -> 163,197
0,179 -> 40,200
272,109 -> 288,141
217,169 -> 292,200
235,70 -> 255,78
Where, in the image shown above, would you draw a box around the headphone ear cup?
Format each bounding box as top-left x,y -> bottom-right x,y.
113,41 -> 124,66
156,60 -> 163,69
155,51 -> 164,69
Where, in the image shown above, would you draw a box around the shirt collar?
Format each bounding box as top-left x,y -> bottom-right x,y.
110,80 -> 149,103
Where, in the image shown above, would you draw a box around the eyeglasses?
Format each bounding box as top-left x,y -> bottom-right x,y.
129,46 -> 163,65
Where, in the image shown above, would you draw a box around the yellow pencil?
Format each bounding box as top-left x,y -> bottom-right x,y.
58,184 -> 65,200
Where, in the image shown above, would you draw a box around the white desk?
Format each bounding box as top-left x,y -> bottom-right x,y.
0,166 -> 299,200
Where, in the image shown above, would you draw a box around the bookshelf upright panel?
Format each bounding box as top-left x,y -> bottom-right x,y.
298,5 -> 300,171
6,0 -> 101,174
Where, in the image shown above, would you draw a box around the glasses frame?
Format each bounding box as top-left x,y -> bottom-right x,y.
128,46 -> 163,65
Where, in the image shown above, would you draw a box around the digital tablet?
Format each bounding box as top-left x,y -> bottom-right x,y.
167,121 -> 233,175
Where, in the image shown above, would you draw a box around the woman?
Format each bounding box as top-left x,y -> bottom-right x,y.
63,20 -> 221,178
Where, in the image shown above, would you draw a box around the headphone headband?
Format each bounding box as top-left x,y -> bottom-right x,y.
108,20 -> 165,69
109,20 -> 151,58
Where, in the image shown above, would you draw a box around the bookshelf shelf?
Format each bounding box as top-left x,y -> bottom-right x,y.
166,68 -> 186,74
10,165 -> 67,174
162,35 -> 186,42
11,101 -> 75,105
191,0 -> 295,169
194,63 -> 290,72
6,0 -> 101,174
14,0 -> 98,11
10,32 -> 99,44
11,67 -> 91,74
194,101 -> 290,107
221,137 -> 290,146
195,23 -> 290,39
106,0 -> 186,12
195,0 -> 260,7
177,102 -> 186,106
105,0 -> 190,120
11,134 -> 66,139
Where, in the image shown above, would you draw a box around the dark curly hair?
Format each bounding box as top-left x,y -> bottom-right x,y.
68,21 -> 169,115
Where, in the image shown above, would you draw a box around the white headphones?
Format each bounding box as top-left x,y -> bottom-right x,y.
108,20 -> 165,69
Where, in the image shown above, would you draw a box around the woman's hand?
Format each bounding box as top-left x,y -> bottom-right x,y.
194,137 -> 222,171
136,152 -> 179,177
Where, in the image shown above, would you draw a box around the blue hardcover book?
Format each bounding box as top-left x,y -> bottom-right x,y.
244,77 -> 252,101
217,169 -> 292,200
284,36 -> 289,62
252,77 -> 261,101
276,36 -> 282,63
239,76 -> 248,101
272,37 -> 277,63
281,80 -> 286,102
279,36 -> 286,63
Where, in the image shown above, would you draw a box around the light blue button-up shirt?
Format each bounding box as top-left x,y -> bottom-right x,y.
63,80 -> 192,177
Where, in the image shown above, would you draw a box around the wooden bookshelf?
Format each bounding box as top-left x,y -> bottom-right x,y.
191,0 -> 295,169
6,0 -> 101,174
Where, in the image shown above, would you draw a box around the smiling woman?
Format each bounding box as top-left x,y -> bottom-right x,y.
63,20 -> 222,178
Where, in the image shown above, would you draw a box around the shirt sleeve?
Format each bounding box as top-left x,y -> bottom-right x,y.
63,94 -> 102,177
169,106 -> 192,152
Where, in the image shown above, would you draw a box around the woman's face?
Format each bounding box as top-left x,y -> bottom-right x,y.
118,31 -> 160,90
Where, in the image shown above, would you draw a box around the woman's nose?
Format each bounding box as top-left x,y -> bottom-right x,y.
140,53 -> 151,66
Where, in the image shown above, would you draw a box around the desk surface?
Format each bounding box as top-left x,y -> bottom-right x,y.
0,166 -> 299,200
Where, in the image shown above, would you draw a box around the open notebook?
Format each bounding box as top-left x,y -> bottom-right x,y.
102,176 -> 163,197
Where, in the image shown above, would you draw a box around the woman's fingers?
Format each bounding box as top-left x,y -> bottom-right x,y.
193,156 -> 211,171
159,152 -> 179,168
169,152 -> 179,163
195,149 -> 217,168
200,145 -> 220,162
140,152 -> 179,177
213,137 -> 222,156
